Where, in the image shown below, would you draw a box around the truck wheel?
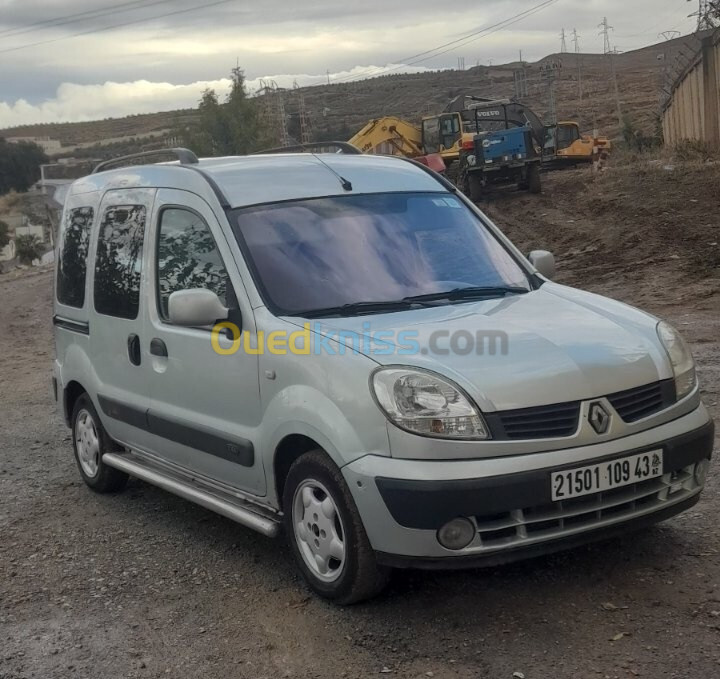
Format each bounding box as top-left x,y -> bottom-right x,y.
527,164 -> 542,194
468,175 -> 483,202
283,449 -> 390,605
71,394 -> 128,493
444,160 -> 460,186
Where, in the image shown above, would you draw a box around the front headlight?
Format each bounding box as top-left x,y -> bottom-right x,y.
657,321 -> 697,399
371,367 -> 489,439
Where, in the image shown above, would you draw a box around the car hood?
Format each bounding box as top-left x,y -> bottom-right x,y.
307,283 -> 672,412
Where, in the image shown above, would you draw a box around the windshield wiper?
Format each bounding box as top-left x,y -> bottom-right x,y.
290,287 -> 529,318
402,286 -> 529,303
292,300 -> 417,318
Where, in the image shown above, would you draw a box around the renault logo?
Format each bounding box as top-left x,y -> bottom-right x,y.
589,402 -> 611,435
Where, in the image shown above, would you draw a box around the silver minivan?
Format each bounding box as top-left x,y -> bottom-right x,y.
53,148 -> 714,604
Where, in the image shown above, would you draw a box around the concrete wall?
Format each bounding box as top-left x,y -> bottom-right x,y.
663,34 -> 720,148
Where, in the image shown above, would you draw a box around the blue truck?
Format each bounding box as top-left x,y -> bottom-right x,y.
456,99 -> 544,200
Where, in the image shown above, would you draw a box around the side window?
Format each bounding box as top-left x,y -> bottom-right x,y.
156,208 -> 233,320
57,207 -> 94,308
94,205 -> 147,320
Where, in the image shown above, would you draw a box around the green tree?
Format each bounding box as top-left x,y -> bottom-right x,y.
0,220 -> 9,251
0,140 -> 48,195
15,234 -> 43,264
177,67 -> 270,156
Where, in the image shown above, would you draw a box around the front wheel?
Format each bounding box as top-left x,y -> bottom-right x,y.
283,449 -> 390,604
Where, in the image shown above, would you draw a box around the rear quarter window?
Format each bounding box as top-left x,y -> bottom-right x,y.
57,207 -> 94,308
94,205 -> 147,320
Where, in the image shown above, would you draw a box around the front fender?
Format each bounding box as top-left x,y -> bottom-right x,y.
259,385 -> 391,506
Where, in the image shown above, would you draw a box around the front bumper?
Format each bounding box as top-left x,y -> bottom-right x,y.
342,405 -> 714,565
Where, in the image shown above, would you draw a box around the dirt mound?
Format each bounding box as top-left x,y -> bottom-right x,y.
484,158 -> 720,307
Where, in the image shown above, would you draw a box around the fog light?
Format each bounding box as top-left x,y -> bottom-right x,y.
437,517 -> 476,550
695,459 -> 711,485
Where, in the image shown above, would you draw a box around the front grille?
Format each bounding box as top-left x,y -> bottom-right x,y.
472,464 -> 699,550
486,380 -> 675,441
607,380 -> 675,423
487,401 -> 581,440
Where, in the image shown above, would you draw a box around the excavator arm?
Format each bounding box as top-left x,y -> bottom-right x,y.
347,116 -> 424,157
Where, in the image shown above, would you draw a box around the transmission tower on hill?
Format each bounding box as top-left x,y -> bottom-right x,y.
690,0 -> 717,30
599,17 -> 622,125
258,79 -> 289,147
572,28 -> 582,99
560,28 -> 568,53
599,17 -> 613,54
293,83 -> 312,145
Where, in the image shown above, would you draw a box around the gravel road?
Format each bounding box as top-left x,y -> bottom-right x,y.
2,166 -> 719,678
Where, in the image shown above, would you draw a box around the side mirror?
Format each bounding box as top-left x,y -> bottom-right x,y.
528,250 -> 556,280
168,289 -> 229,327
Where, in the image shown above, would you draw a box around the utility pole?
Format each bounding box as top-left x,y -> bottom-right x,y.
560,28 -> 568,53
599,17 -> 623,126
572,28 -> 582,100
457,56 -> 465,71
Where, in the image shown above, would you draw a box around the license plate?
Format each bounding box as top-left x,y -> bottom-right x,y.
551,450 -> 664,501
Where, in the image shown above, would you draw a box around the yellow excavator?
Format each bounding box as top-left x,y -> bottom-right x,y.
546,120 -> 612,166
348,97 -> 610,170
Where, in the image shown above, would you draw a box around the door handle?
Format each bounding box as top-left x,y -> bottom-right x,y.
150,338 -> 168,358
127,334 -> 141,366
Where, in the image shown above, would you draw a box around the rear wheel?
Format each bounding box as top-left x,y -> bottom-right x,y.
527,163 -> 542,194
71,394 -> 128,493
283,449 -> 390,604
468,174 -> 483,202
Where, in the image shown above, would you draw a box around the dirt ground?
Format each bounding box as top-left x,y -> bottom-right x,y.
1,160 -> 719,679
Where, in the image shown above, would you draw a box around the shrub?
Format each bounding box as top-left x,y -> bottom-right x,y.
673,139 -> 720,162
15,234 -> 43,264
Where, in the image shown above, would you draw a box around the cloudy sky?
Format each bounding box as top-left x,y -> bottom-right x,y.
0,0 -> 695,128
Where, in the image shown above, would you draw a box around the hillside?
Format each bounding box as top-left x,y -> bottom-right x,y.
0,31 -> 709,155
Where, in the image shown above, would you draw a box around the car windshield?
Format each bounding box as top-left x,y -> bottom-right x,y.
231,192 -> 531,316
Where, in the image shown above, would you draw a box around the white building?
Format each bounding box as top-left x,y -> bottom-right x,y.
6,136 -> 63,155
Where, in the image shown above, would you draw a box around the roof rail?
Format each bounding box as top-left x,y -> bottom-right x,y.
255,141 -> 361,155
92,148 -> 199,174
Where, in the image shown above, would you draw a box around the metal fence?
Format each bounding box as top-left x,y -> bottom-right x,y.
662,33 -> 720,147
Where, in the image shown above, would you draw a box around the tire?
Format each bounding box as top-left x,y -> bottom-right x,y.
444,160 -> 460,186
468,174 -> 483,202
283,449 -> 390,605
527,163 -> 542,194
71,394 -> 129,493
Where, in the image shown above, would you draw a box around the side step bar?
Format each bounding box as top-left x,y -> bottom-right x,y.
103,453 -> 280,538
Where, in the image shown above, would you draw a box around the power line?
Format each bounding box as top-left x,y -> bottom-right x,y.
0,0 -> 174,39
330,0 -> 561,85
332,0 -> 560,84
0,0 -> 239,55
